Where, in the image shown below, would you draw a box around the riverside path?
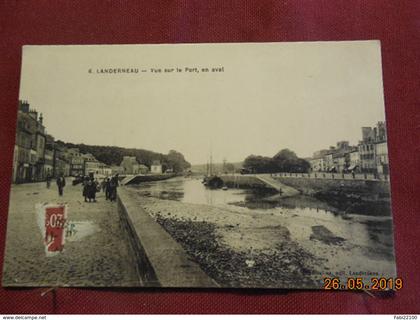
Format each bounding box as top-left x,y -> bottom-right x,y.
2,180 -> 140,286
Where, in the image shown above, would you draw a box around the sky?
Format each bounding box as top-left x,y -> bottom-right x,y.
19,41 -> 386,165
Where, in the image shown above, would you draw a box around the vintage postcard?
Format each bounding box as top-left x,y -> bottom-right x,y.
2,41 -> 397,289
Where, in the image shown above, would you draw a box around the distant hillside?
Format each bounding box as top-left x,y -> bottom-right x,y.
57,141 -> 191,173
191,162 -> 243,174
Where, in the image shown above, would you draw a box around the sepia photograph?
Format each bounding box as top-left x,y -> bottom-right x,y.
2,41 -> 396,289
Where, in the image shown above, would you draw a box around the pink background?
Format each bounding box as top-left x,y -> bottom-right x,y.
0,0 -> 419,314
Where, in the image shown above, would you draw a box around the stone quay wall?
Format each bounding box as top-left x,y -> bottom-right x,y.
221,173 -> 390,199
220,175 -> 268,189
117,187 -> 218,287
272,172 -> 390,182
273,176 -> 390,199
123,173 -> 177,185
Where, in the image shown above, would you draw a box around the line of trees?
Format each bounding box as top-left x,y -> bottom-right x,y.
59,142 -> 191,173
243,149 -> 310,174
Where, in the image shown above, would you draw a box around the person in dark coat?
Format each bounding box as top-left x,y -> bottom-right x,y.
46,174 -> 51,189
108,175 -> 119,202
56,174 -> 66,196
83,178 -> 97,202
90,178 -> 98,202
82,177 -> 89,202
105,178 -> 111,200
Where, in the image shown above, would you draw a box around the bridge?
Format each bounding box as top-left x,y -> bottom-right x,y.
220,174 -> 300,197
255,174 -> 300,197
120,173 -> 177,186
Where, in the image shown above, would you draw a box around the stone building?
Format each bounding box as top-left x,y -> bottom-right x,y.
375,141 -> 389,174
323,151 -> 335,172
358,121 -> 388,173
120,156 -> 140,174
53,144 -> 70,177
359,143 -> 376,172
111,166 -> 125,175
348,149 -> 360,172
333,152 -> 348,173
43,134 -> 55,178
151,160 -> 163,174
11,100 -> 126,182
84,159 -> 112,176
138,164 -> 149,174
309,157 -> 325,172
44,149 -> 54,177
13,101 -> 47,182
308,122 -> 388,175
67,148 -> 85,176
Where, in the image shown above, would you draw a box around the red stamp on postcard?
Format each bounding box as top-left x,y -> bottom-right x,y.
44,205 -> 67,253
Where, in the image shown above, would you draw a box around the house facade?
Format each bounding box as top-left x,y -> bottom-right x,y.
120,156 -> 141,174
151,160 -> 162,174
13,101 -> 48,182
308,122 -> 388,175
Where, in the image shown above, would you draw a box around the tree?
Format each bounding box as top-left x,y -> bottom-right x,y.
271,148 -> 310,173
164,150 -> 191,173
62,143 -> 191,171
273,149 -> 298,160
243,149 -> 310,173
243,155 -> 274,173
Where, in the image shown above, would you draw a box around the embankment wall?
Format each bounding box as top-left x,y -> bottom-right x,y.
220,175 -> 268,189
274,176 -> 390,199
221,174 -> 390,199
124,173 -> 176,185
117,188 -> 218,287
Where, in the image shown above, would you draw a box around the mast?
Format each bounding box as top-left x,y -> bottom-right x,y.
209,152 -> 213,176
209,143 -> 213,176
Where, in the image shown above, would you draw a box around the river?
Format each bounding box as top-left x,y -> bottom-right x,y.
128,176 -> 396,286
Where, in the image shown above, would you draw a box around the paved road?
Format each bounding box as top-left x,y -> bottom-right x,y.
2,181 -> 140,287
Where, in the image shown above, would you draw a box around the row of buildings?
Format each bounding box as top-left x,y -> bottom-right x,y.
308,122 -> 389,174
12,101 -> 114,183
12,101 -> 164,183
119,156 -> 164,175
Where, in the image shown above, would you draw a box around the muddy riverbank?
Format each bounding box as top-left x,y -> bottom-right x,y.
154,214 -> 322,288
125,177 -> 396,288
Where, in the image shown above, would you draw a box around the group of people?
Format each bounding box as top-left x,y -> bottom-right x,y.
82,176 -> 100,202
83,174 -> 120,202
101,174 -> 119,202
45,173 -> 67,196
46,172 -> 120,201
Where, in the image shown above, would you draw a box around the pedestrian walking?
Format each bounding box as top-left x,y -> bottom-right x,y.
91,178 -> 99,202
56,174 -> 66,196
46,174 -> 51,189
108,174 -> 119,202
83,178 -> 89,202
105,178 -> 111,200
83,178 -> 98,202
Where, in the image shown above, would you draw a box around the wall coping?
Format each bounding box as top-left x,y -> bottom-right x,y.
118,188 -> 219,288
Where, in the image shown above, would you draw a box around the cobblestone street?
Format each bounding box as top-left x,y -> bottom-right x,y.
2,181 -> 140,286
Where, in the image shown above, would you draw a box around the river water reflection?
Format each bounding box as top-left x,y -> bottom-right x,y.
134,177 -> 277,207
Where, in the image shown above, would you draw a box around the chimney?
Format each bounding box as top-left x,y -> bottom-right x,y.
19,100 -> 30,113
28,109 -> 38,120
